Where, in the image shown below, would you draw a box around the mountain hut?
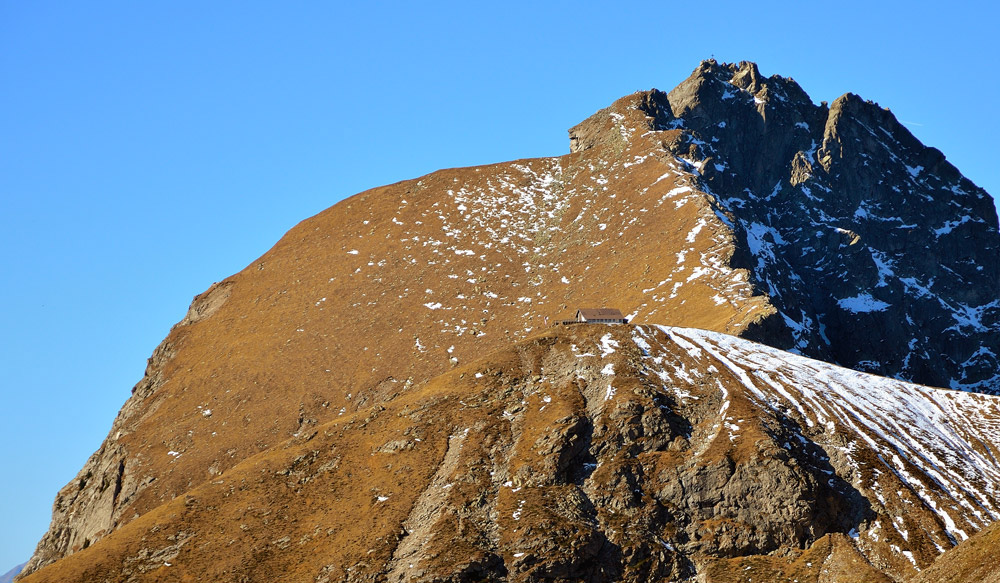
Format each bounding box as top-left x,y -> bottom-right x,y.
575,308 -> 627,324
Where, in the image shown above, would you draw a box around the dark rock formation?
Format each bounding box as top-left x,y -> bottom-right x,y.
656,60 -> 1000,392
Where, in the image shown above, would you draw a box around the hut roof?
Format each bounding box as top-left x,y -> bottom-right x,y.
576,308 -> 625,321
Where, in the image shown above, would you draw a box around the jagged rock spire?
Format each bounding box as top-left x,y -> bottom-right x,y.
654,60 -> 1000,392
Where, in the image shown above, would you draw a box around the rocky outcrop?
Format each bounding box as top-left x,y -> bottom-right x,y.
569,60 -> 1000,392
20,287 -> 194,575
656,60 -> 1000,392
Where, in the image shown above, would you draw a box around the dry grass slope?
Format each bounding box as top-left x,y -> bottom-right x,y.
21,325 -> 1000,582
909,522 -> 1000,583
22,89 -> 782,577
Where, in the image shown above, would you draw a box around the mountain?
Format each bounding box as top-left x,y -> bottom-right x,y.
19,61 -> 1000,582
0,564 -> 24,583
16,325 -> 1000,582
571,60 -> 1000,391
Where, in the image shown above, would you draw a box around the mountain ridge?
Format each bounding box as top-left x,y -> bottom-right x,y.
572,59 -> 1000,391
0,564 -> 25,583
19,60 -> 1000,581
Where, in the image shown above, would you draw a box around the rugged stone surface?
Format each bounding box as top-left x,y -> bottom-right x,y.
21,333 -> 175,574
654,60 -> 1000,391
20,61 -> 1000,581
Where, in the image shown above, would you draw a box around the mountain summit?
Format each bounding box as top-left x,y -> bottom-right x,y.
20,61 -> 1000,582
572,60 -> 1000,392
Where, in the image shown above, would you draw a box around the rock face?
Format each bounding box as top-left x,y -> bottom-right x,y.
653,60 -> 1000,391
19,61 -> 1000,582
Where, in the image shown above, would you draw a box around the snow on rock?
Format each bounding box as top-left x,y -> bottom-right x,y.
837,293 -> 891,313
615,322 -> 1000,576
599,333 -> 618,357
658,60 -> 1000,395
641,324 -> 1000,546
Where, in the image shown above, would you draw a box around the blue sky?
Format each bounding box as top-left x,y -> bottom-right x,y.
1,0 -> 997,570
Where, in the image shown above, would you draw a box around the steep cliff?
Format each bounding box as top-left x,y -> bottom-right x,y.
649,60 -> 1000,391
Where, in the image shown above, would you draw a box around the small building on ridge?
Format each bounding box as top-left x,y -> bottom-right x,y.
575,308 -> 627,324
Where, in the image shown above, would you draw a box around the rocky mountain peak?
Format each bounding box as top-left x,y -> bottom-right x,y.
566,61 -> 999,391
645,60 -> 999,393
728,60 -> 763,91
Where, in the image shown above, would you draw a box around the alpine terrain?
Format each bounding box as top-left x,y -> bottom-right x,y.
18,61 -> 1000,582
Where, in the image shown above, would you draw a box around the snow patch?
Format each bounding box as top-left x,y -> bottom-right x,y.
837,294 -> 890,313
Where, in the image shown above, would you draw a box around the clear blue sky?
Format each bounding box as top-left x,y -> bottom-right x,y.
1,0 -> 997,570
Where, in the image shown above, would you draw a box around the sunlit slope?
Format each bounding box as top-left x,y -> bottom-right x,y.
22,89 -> 778,575
23,60 -> 1000,577
910,521 -> 1000,583
22,325 -> 1000,582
